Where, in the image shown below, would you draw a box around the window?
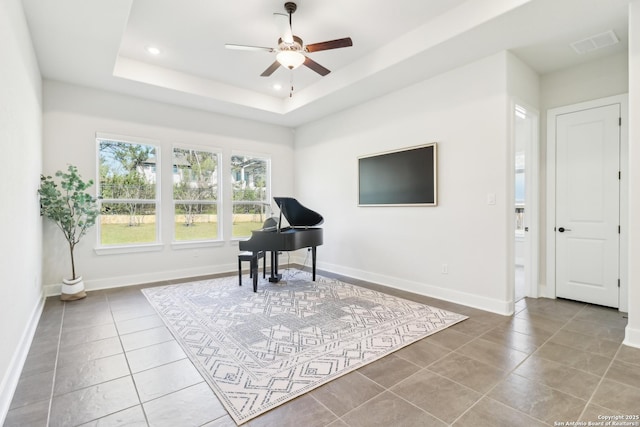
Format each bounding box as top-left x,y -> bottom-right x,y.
173,147 -> 220,241
231,154 -> 270,238
98,136 -> 159,246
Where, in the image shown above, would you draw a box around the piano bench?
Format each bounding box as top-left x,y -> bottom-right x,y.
238,251 -> 266,286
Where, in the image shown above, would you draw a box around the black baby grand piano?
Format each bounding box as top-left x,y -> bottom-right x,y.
239,197 -> 323,292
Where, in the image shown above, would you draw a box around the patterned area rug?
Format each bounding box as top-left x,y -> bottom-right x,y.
142,272 -> 467,425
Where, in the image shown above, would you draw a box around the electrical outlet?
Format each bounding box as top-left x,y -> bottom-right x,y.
442,264 -> 448,274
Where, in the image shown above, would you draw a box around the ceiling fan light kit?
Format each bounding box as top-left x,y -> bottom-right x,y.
276,51 -> 305,69
275,34 -> 305,69
225,2 -> 353,77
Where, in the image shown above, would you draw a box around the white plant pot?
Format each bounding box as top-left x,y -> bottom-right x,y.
61,276 -> 87,301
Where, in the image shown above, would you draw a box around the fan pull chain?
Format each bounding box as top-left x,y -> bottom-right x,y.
289,72 -> 294,98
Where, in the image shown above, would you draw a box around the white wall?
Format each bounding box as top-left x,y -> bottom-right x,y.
541,51 -> 629,111
294,53 -> 514,314
507,53 -> 540,108
625,0 -> 640,348
0,0 -> 43,420
42,81 -> 294,292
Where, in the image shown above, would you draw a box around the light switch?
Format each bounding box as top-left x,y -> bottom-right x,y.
487,193 -> 496,205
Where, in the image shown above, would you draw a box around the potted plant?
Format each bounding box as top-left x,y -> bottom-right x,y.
39,165 -> 99,301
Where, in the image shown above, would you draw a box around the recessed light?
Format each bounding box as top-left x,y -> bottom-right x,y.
145,46 -> 161,56
272,83 -> 282,91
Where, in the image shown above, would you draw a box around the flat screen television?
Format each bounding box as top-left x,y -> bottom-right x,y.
358,143 -> 437,206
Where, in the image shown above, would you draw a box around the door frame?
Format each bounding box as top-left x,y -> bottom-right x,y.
511,98 -> 540,301
546,94 -> 628,312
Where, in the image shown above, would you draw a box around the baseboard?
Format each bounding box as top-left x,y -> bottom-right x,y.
44,262 -> 238,296
39,256 -> 638,346
45,256 -> 512,315
0,291 -> 45,426
296,257 -> 512,315
623,325 -> 640,349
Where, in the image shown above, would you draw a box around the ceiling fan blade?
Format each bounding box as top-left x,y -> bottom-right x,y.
273,13 -> 294,44
303,56 -> 330,76
261,60 -> 281,77
305,37 -> 353,53
225,44 -> 274,53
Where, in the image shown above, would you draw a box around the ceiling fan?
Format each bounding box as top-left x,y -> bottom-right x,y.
225,2 -> 353,77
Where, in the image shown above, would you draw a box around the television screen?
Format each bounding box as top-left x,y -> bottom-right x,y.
358,143 -> 437,206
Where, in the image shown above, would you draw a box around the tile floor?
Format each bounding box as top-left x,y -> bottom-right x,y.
4,269 -> 640,427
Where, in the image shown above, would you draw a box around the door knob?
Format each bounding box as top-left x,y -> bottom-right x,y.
558,227 -> 571,232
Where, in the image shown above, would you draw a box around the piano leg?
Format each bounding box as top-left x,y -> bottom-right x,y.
252,251 -> 259,292
273,251 -> 278,279
268,251 -> 283,283
312,246 -> 317,281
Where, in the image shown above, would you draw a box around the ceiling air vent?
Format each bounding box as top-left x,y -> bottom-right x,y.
570,30 -> 619,55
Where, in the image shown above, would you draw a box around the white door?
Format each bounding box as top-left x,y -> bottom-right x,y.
555,104 -> 620,308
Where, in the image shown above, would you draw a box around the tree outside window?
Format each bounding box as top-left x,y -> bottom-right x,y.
231,154 -> 270,238
173,147 -> 220,241
98,138 -> 158,245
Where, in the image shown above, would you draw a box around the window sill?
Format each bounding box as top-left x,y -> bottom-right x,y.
171,240 -> 225,250
94,243 -> 164,256
229,239 -> 250,247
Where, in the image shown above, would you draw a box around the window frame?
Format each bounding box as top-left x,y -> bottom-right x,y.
95,133 -> 162,254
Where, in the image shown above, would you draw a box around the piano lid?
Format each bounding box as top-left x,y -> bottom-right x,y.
274,197 -> 323,228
